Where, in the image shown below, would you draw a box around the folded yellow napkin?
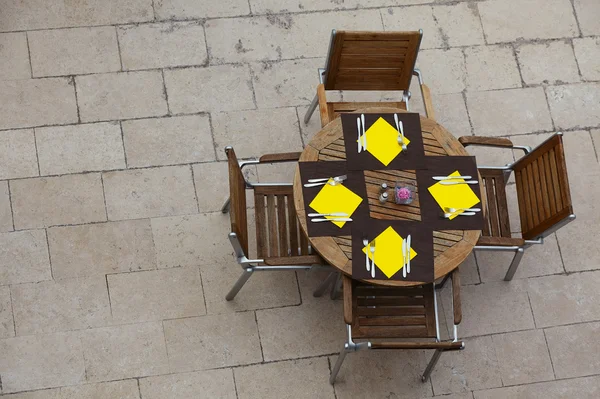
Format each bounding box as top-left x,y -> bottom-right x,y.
360,117 -> 409,166
361,226 -> 417,278
427,170 -> 480,220
309,179 -> 363,227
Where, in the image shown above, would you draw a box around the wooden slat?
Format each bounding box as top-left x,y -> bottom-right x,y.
554,140 -> 572,208
494,177 -> 511,237
266,195 -> 278,257
277,195 -> 288,257
543,151 -> 557,215
299,229 -> 309,255
287,195 -> 299,256
531,159 -> 546,224
355,286 -> 424,296
356,326 -> 429,339
485,176 -> 500,237
339,53 -> 406,69
359,316 -> 426,326
526,164 -> 540,227
254,194 -> 267,258
548,148 -> 563,211
357,307 -> 426,316
357,297 -> 424,307
341,40 -> 411,53
537,156 -> 552,220
515,170 -> 531,233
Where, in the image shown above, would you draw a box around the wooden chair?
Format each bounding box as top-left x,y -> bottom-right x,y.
329,271 -> 463,384
459,133 -> 576,280
303,30 -> 435,127
222,146 -> 327,300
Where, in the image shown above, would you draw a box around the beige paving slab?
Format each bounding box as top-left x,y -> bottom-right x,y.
0,129 -> 38,180
235,357 -> 335,399
108,267 -> 205,323
77,71 -> 168,122
417,48 -> 466,94
212,108 -> 303,160
140,368 -> 237,399
193,162 -> 246,213
118,21 -> 207,70
122,115 -> 214,168
164,312 -> 262,371
545,321 -> 600,379
0,78 -> 77,130
60,380 -> 140,399
0,285 -> 14,338
0,230 -> 51,285
433,3 -> 486,47
0,0 -> 153,31
297,105 -> 323,145
0,181 -> 11,233
546,83 -> 600,129
0,389 -> 61,399
154,0 -> 250,19
458,253 -> 480,285
11,276 -> 111,336
35,122 -> 125,175
478,0 -> 579,44
382,6 -> 444,49
103,165 -> 197,220
202,265 -> 299,314
465,45 -> 521,91
574,0 -> 600,36
477,233 -> 563,281
527,272 -> 600,328
516,40 -> 581,85
0,32 -> 31,80
467,88 -> 553,136
431,336 -> 502,395
441,280 -> 534,337
251,0 -> 431,13
151,212 -> 232,269
431,94 -> 471,139
573,37 -> 600,81
256,300 -> 345,361
0,332 -> 85,393
80,322 -> 169,382
492,330 -> 554,386
164,65 -> 255,113
474,375 -> 600,399
331,350 -> 433,399
48,219 -> 156,279
251,58 -> 323,108
205,9 -> 382,63
28,27 -> 120,77
256,162 -> 297,184
11,173 -> 106,229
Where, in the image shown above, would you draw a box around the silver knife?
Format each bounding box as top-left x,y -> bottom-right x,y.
432,175 -> 472,181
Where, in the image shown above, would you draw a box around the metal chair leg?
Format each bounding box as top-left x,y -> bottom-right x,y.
421,349 -> 443,382
330,272 -> 342,300
221,197 -> 231,214
225,268 -> 253,301
504,247 -> 525,281
304,93 -> 319,124
329,345 -> 349,384
313,272 -> 338,297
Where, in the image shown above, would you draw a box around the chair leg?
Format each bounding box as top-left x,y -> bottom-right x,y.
313,272 -> 338,297
221,197 -> 231,214
421,349 -> 443,382
504,247 -> 525,281
304,93 -> 319,124
225,268 -> 253,301
330,272 -> 343,300
329,345 -> 349,384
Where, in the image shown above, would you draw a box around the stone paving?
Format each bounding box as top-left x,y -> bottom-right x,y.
0,0 -> 600,398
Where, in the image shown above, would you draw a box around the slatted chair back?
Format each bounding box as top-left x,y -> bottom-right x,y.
323,31 -> 423,91
512,134 -> 573,240
347,280 -> 437,339
253,186 -> 311,259
480,169 -> 512,239
225,147 -> 249,255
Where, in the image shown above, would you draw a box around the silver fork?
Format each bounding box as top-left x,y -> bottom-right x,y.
363,237 -> 370,272
370,238 -> 376,278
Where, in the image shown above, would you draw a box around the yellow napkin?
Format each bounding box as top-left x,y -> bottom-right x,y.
427,170 -> 481,220
359,117 -> 410,166
361,226 -> 417,278
309,179 -> 363,228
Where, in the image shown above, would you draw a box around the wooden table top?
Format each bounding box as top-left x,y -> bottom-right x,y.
293,107 -> 482,287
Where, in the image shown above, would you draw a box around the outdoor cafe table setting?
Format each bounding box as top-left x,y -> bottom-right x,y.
293,107 -> 485,286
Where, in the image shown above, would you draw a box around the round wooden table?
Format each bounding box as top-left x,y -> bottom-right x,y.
293,107 -> 482,287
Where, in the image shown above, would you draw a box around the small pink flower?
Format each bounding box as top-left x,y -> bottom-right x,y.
396,187 -> 411,200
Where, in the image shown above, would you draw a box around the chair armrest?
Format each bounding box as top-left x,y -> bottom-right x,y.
317,83 -> 330,127
263,255 -> 326,266
371,341 -> 464,350
459,136 -> 514,148
451,269 -> 461,325
476,236 -> 525,247
343,275 -> 353,325
420,83 -> 435,120
258,152 -> 302,163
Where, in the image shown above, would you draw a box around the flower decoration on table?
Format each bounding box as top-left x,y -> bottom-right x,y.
394,183 -> 414,205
